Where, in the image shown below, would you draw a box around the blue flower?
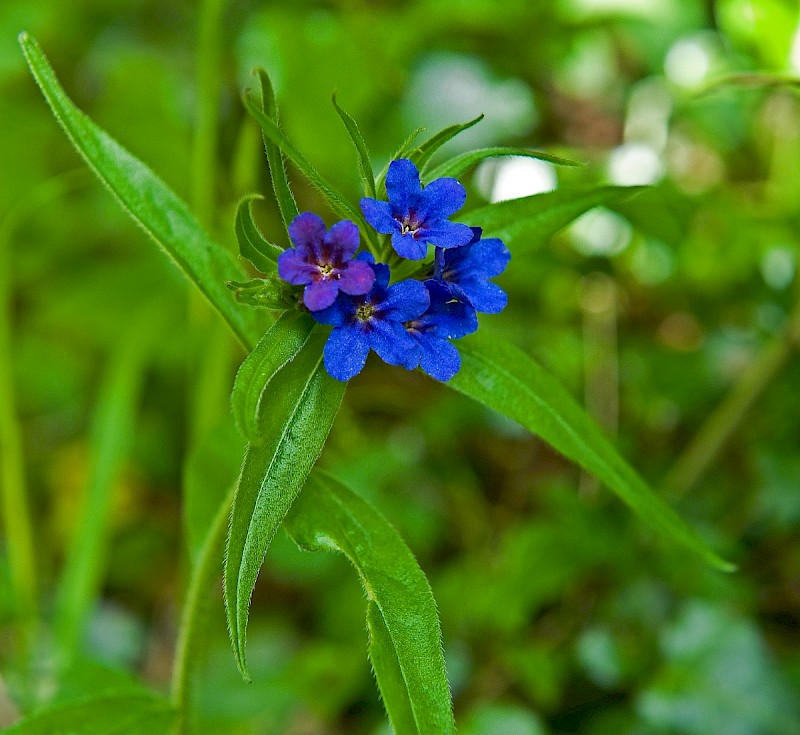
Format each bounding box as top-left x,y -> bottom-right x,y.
312,253 -> 430,381
278,212 -> 375,311
434,227 -> 511,314
360,159 -> 474,260
405,280 -> 478,381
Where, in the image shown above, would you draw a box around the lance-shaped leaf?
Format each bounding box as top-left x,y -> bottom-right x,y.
253,68 -> 299,234
226,277 -> 295,310
3,691 -> 175,734
424,146 -> 580,180
375,127 -> 426,196
332,93 -> 376,198
449,330 -> 734,571
18,33 -> 261,350
234,194 -> 284,274
243,91 -> 367,229
285,472 -> 455,735
224,329 -> 346,679
230,310 -> 316,441
467,185 -> 643,251
412,114 -> 484,172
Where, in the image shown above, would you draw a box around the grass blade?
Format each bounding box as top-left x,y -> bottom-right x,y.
285,472 -> 455,735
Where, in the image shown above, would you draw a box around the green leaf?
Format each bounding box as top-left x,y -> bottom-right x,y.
243,91 -> 366,228
18,33 -> 261,350
285,472 -> 455,735
332,93 -> 377,198
3,692 -> 175,734
226,277 -> 296,310
230,310 -> 316,441
424,147 -> 581,181
224,329 -> 346,679
234,194 -> 283,273
412,114 -> 485,172
467,185 -> 643,249
253,68 -> 299,233
448,330 -> 734,571
375,127 -> 426,195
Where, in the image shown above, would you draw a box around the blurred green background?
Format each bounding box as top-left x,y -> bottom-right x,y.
2,0 -> 800,733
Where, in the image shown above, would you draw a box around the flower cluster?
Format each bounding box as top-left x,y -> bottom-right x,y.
278,159 -> 510,382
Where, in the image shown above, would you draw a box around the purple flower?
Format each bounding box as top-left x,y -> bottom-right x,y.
434,227 -> 511,314
405,280 -> 478,381
360,159 -> 474,261
312,253 -> 430,381
277,212 -> 375,311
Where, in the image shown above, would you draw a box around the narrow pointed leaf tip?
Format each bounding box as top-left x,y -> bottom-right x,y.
450,330 -> 735,572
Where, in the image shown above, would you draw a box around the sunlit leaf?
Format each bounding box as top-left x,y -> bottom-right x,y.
332,93 -> 377,198
285,472 -> 455,735
234,194 -> 283,274
424,147 -> 580,181
467,185 -> 643,250
18,33 -> 261,350
449,330 -> 734,571
224,329 -> 346,679
3,691 -> 174,734
230,310 -> 316,441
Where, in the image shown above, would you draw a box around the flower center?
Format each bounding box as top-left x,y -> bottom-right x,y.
318,262 -> 336,279
356,303 -> 375,322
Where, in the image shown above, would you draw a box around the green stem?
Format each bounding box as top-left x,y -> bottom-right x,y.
665,297 -> 800,497
170,487 -> 233,734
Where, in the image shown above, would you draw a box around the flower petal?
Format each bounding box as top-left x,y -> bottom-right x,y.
338,259 -> 376,295
303,279 -> 340,311
422,280 -> 478,338
382,279 -> 430,321
418,220 -> 474,250
312,295 -> 355,327
418,177 -> 467,221
277,248 -> 315,285
360,198 -> 397,235
325,219 -> 360,260
386,158 -> 422,215
324,325 -> 370,381
368,320 -> 418,369
391,231 -> 429,260
459,278 -> 508,314
416,334 -> 462,381
288,212 -> 326,258
467,237 -> 511,278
